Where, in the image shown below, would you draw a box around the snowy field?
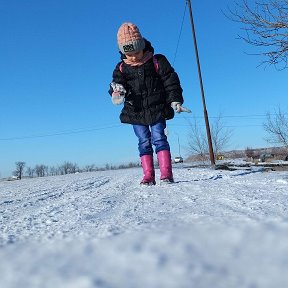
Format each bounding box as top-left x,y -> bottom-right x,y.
0,165 -> 288,288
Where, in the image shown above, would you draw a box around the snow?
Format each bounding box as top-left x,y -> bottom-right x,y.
0,165 -> 288,288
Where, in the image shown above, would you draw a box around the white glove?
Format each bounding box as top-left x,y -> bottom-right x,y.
110,82 -> 126,105
171,102 -> 191,113
111,92 -> 125,105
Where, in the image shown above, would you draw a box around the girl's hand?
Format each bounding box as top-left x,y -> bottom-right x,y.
110,82 -> 126,105
110,82 -> 126,94
112,91 -> 125,105
171,102 -> 191,113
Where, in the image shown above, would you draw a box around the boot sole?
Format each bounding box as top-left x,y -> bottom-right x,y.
140,181 -> 156,186
160,178 -> 174,184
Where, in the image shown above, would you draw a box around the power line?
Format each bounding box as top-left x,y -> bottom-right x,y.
174,113 -> 288,119
172,1 -> 187,65
1,113 -> 286,141
0,124 -> 122,141
169,123 -> 264,128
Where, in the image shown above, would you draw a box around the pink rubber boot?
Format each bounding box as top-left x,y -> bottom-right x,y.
157,150 -> 174,183
140,155 -> 156,185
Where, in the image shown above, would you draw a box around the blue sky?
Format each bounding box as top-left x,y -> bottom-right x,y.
0,0 -> 287,177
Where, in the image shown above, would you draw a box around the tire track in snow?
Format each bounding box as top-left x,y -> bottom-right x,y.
1,167 -> 288,247
0,174 -> 112,246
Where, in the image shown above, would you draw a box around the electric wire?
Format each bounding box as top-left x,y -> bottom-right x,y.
0,124 -> 122,141
0,113 -> 285,141
174,113 -> 284,119
172,1 -> 187,65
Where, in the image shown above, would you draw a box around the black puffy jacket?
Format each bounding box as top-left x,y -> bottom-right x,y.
109,39 -> 183,125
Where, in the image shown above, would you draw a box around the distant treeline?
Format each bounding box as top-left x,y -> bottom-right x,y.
11,161 -> 141,180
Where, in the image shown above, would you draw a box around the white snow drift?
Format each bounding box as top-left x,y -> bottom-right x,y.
0,165 -> 288,288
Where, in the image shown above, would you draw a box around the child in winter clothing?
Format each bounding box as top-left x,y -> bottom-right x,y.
109,22 -> 190,185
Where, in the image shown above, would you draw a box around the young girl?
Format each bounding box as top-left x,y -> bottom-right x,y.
109,22 -> 190,185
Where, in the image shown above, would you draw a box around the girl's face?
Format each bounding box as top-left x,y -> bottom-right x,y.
125,50 -> 144,62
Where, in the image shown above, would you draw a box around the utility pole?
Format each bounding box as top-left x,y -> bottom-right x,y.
186,0 -> 215,166
175,133 -> 181,156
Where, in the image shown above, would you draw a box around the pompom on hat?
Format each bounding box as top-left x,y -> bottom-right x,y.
117,22 -> 145,54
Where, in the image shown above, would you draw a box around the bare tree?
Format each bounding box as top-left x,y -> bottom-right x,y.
263,107 -> 288,147
187,120 -> 208,161
83,164 -> 96,172
211,114 -> 233,157
59,162 -> 79,175
14,161 -> 26,179
245,147 -> 255,158
187,114 -> 233,160
49,166 -> 59,176
26,167 -> 35,178
228,0 -> 288,69
35,164 -> 48,177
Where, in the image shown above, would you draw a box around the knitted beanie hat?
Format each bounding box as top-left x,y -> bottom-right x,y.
117,22 -> 145,54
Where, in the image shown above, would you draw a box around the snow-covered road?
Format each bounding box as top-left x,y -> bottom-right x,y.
0,166 -> 288,287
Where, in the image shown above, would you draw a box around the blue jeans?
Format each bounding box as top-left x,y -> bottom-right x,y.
133,118 -> 170,156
